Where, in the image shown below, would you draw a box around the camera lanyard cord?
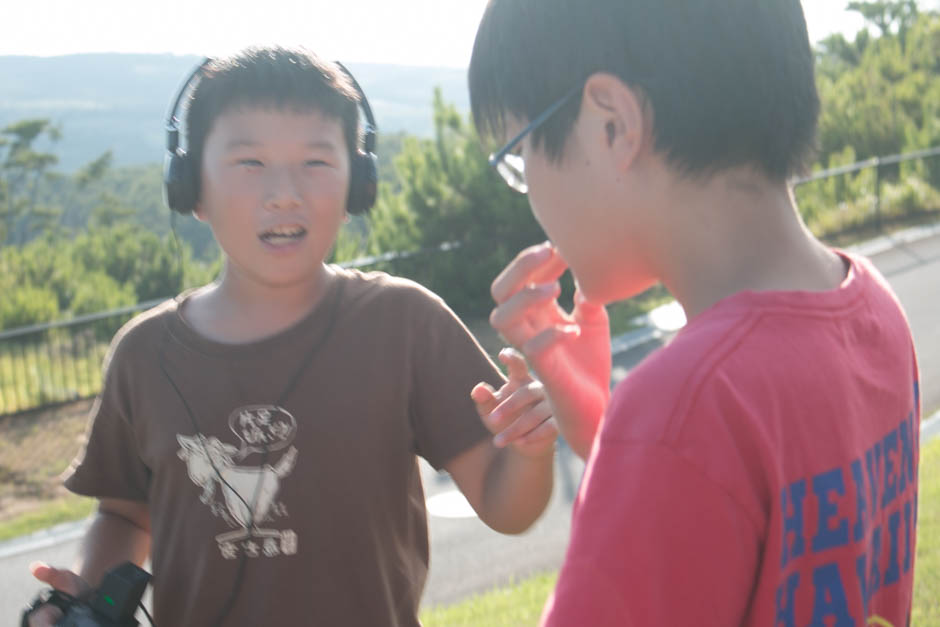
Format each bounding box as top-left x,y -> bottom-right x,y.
139,600 -> 155,626
157,356 -> 268,627
156,275 -> 345,626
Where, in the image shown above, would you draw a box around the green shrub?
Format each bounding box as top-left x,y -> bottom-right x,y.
0,285 -> 59,331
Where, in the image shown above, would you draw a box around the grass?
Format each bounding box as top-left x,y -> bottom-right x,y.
0,337 -> 109,415
1,439 -> 935,624
1,209 -> 934,416
419,437 -> 940,626
420,573 -> 558,627
0,212 -> 935,615
0,494 -> 94,543
819,207 -> 940,249
0,400 -> 93,536
912,436 -> 940,624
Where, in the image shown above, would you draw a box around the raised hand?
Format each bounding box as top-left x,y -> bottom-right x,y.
472,348 -> 558,459
489,242 -> 611,459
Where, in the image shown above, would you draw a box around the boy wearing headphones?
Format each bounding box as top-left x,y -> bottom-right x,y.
26,47 -> 557,626
469,1 -> 920,625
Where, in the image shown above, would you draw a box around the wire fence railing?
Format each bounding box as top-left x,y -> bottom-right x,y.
0,299 -> 166,417
793,145 -> 940,235
1,146 -> 938,418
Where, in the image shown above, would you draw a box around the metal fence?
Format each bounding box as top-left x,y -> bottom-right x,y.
793,145 -> 940,234
0,299 -> 164,417
1,146 -> 938,418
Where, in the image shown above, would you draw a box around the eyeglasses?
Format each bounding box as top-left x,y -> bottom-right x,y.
487,84 -> 583,194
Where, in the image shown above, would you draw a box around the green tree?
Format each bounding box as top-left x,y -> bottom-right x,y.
0,284 -> 59,330
848,0 -> 919,41
365,89 -> 545,317
0,119 -> 61,245
815,9 -> 940,165
70,224 -> 185,302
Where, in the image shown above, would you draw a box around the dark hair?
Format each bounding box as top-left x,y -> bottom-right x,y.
469,0 -> 820,181
184,47 -> 361,187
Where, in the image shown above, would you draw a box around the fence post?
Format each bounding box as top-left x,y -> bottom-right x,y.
873,157 -> 883,233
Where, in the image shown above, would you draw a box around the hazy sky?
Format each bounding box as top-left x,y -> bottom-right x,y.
0,1 -> 893,66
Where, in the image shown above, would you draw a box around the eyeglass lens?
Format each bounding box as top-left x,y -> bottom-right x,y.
497,153 -> 527,193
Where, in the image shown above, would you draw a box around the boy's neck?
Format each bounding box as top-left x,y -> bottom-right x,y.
644,167 -> 847,320
184,263 -> 337,344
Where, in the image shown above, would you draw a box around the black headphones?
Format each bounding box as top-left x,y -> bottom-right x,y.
163,58 -> 379,216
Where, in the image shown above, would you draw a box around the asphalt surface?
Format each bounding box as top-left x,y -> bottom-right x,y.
421,225 -> 940,608
857,226 -> 940,417
2,226 -> 939,624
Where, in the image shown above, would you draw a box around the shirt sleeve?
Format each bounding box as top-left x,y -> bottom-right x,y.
63,325 -> 151,502
541,440 -> 761,626
408,293 -> 505,470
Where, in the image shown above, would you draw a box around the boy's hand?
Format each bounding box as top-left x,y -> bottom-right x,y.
489,242 -> 611,459
472,348 -> 558,459
25,562 -> 90,627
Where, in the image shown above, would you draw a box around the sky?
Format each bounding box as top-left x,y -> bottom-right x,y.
0,1 -> 917,67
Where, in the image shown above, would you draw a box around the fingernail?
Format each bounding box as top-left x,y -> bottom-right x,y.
477,380 -> 496,393
472,389 -> 489,404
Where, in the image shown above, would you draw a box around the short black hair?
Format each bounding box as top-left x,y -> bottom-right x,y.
184,47 -> 361,186
469,0 -> 820,181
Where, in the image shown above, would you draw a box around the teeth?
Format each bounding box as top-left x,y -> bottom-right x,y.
261,225 -> 306,242
266,226 -> 305,237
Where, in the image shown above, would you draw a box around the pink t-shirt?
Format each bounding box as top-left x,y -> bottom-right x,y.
542,252 -> 920,626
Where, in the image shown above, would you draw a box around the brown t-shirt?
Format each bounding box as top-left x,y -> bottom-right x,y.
64,267 -> 502,626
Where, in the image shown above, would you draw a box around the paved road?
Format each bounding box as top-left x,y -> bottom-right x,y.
859,228 -> 940,416
421,227 -> 940,608
2,228 -> 939,623
421,334 -> 668,608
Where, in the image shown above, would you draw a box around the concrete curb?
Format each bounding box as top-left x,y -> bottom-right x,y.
610,325 -> 665,355
2,222 -> 938,559
607,220 -> 940,450
609,221 -> 940,354
923,409 -> 940,444
609,220 -> 940,445
0,518 -> 90,560
845,222 -> 940,258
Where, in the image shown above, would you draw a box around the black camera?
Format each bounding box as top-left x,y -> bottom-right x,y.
21,562 -> 151,627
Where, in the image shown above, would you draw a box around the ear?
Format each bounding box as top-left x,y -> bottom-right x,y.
580,73 -> 648,173
193,202 -> 207,223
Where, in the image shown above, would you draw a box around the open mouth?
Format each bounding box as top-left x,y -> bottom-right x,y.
259,225 -> 307,246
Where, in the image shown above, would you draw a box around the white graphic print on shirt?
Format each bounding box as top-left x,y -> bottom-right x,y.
176,404 -> 299,560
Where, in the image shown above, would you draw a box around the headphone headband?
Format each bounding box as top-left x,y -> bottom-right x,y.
334,61 -> 377,155
165,58 -> 212,154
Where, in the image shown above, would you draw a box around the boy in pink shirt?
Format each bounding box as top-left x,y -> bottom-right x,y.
468,1 -> 921,625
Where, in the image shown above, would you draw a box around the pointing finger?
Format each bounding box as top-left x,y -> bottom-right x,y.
491,243 -> 568,304
498,348 -> 531,382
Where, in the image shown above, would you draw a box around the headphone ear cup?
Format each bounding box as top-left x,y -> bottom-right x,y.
347,151 -> 378,215
164,151 -> 198,215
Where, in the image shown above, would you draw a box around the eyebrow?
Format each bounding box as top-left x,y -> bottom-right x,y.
223,139 -> 340,151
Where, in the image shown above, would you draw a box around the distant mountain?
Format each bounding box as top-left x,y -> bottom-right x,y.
0,54 -> 470,171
